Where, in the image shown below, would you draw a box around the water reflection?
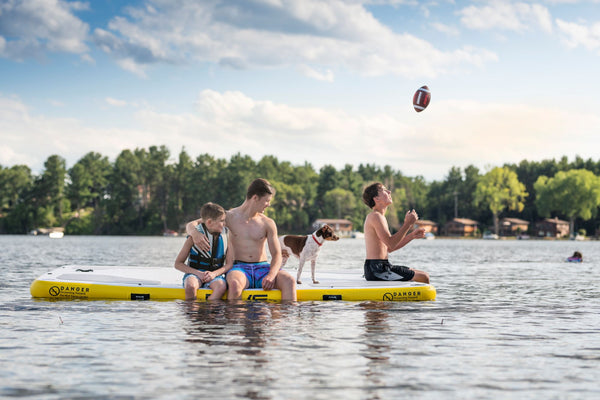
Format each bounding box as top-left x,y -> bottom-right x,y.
179,301 -> 289,400
360,302 -> 393,400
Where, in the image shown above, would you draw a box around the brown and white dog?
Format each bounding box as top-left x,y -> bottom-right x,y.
279,225 -> 339,284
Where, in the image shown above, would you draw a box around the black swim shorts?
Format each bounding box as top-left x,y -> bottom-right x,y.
364,259 -> 415,281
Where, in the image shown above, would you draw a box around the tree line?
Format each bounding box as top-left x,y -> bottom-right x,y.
2,146 -> 600,236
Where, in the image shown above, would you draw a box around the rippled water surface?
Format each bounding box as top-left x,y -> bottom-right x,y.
1,235 -> 599,399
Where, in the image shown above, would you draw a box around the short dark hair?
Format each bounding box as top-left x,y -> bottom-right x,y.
362,182 -> 383,209
246,178 -> 275,200
200,202 -> 225,221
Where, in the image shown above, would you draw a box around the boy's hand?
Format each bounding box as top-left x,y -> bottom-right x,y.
404,209 -> 419,226
204,271 -> 216,282
262,272 -> 277,291
191,230 -> 210,252
196,271 -> 207,283
410,228 -> 426,240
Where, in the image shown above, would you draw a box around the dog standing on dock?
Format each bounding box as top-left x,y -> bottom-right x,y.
279,225 -> 339,284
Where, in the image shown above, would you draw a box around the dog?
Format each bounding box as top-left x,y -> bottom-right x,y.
279,224 -> 339,284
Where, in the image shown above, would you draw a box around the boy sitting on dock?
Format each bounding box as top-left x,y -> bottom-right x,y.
362,182 -> 430,283
174,202 -> 234,300
186,178 -> 296,301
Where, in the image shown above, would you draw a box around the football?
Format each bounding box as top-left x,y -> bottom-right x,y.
413,85 -> 431,112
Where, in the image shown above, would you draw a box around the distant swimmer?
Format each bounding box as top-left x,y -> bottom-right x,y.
567,251 -> 583,263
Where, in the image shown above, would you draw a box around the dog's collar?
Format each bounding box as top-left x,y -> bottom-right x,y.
312,234 -> 323,246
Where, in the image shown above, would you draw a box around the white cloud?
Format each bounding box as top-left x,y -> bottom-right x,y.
405,100 -> 600,175
105,97 -> 129,107
431,22 -> 460,37
459,1 -> 553,33
3,91 -> 600,180
299,65 -> 335,81
556,19 -> 600,51
0,0 -> 89,60
0,95 -> 147,170
92,0 -> 496,79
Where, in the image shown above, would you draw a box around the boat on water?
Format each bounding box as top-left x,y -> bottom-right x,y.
30,228 -> 65,238
30,265 -> 436,302
482,232 -> 499,240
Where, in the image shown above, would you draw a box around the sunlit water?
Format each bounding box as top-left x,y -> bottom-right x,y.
1,235 -> 599,399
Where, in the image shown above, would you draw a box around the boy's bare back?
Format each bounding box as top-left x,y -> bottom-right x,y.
364,211 -> 391,259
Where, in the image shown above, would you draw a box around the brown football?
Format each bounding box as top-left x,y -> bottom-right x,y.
413,85 -> 431,112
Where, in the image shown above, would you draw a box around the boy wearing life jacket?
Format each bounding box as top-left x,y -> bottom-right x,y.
175,202 -> 233,300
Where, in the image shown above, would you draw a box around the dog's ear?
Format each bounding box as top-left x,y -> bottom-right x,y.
318,225 -> 331,237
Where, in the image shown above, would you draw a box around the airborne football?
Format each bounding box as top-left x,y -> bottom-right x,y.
413,85 -> 431,112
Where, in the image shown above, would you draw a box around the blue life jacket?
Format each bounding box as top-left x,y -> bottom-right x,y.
188,224 -> 228,271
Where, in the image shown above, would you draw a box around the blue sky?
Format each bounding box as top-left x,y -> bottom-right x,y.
2,0 -> 600,181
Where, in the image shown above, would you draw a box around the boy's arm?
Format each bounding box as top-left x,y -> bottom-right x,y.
185,218 -> 210,252
390,228 -> 426,252
262,218 -> 282,291
174,237 -> 205,279
370,210 -> 419,253
386,210 -> 418,251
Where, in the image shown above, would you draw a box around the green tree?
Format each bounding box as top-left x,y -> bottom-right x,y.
67,152 -> 111,210
66,152 -> 111,234
322,188 -> 356,220
423,165 -> 481,226
270,180 -> 308,232
107,149 -> 143,234
534,169 -> 600,236
0,164 -> 32,212
357,163 -> 382,183
190,154 -> 227,213
215,153 -> 256,208
169,148 -> 195,225
0,165 -> 34,233
34,155 -> 68,227
461,165 -> 481,219
141,145 -> 171,232
290,162 -> 319,224
388,187 -> 408,230
474,167 -> 528,235
316,165 -> 339,215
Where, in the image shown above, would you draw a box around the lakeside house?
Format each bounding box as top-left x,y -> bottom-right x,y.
443,218 -> 479,237
499,217 -> 530,237
535,217 -> 570,238
415,220 -> 439,235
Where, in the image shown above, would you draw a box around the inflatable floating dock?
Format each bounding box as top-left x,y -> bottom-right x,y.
30,265 -> 436,302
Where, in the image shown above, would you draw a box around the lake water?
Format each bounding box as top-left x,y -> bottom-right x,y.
1,235 -> 599,399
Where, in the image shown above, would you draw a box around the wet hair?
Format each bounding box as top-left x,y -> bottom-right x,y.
362,182 -> 383,209
573,251 -> 582,259
246,178 -> 275,200
200,202 -> 225,221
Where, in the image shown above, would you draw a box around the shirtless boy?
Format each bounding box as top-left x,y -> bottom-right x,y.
186,179 -> 297,301
362,182 -> 430,283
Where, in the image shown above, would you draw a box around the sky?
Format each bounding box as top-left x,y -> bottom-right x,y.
2,0 -> 600,181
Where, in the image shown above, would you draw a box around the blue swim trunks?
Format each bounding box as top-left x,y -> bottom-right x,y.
229,261 -> 271,289
182,272 -> 226,289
